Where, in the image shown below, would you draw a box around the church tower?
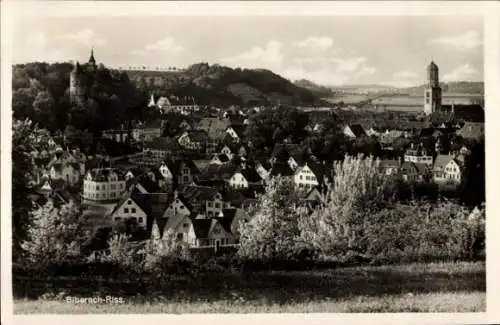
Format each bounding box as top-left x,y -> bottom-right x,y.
423,61 -> 442,115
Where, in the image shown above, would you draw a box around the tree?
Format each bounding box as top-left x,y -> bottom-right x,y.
237,177 -> 306,262
298,155 -> 397,258
12,119 -> 37,261
21,201 -> 87,270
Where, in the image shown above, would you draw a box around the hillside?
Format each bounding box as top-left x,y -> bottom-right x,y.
294,79 -> 334,97
123,63 -> 325,107
400,81 -> 484,96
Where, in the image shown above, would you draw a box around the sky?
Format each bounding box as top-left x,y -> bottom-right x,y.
11,15 -> 483,87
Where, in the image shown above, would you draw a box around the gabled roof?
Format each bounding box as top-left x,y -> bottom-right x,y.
159,159 -> 180,176
227,125 -> 246,138
270,162 -> 295,177
346,124 -> 367,138
196,117 -> 230,139
192,160 -> 212,173
144,137 -> 181,151
241,168 -> 263,183
433,155 -> 456,170
133,174 -> 163,193
191,218 -> 214,239
182,185 -> 222,202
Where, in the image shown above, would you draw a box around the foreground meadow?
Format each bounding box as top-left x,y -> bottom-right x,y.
14,261 -> 486,313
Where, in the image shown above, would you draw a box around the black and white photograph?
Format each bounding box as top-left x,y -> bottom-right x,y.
1,1 -> 498,319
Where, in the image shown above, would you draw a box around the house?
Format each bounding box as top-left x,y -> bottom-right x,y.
142,120 -> 163,142
343,124 -> 367,139
269,162 -> 295,181
219,145 -> 235,159
432,155 -> 463,185
158,160 -> 178,191
82,168 -> 127,203
142,137 -> 182,164
379,159 -> 400,176
130,174 -> 163,194
156,96 -> 199,115
228,168 -> 263,189
178,159 -> 200,187
218,208 -> 250,238
47,157 -> 81,186
400,162 -> 430,183
181,185 -> 231,218
196,117 -> 231,140
404,144 -> 433,166
293,163 -> 319,190
163,190 -> 192,223
224,125 -> 246,143
177,131 -> 208,152
109,190 -> 150,229
191,218 -> 236,248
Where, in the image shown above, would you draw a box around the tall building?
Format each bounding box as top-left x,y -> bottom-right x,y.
423,61 -> 442,115
69,48 -> 98,106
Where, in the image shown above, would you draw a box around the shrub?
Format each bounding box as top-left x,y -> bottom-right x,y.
237,177 -> 309,263
298,155 -> 397,258
20,201 -> 87,273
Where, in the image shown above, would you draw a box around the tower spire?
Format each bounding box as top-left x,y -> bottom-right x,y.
89,46 -> 96,65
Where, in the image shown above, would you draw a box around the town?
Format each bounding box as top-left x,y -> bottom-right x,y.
19,49 -> 485,255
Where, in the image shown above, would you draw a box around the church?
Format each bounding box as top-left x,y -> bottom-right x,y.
69,48 -> 98,106
423,61 -> 484,123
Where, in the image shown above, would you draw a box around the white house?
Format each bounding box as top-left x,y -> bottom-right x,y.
293,163 -> 319,190
163,191 -> 191,221
82,168 -> 126,202
109,193 -> 148,229
433,155 -> 463,185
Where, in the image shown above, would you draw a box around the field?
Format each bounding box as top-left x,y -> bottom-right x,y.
14,261 -> 485,314
325,93 -> 483,107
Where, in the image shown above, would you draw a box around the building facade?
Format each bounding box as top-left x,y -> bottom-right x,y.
82,168 -> 126,203
424,61 -> 442,115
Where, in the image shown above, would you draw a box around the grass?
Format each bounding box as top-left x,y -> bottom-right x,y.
13,261 -> 485,314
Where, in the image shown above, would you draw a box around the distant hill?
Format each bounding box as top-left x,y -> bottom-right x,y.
399,81 -> 484,96
293,79 -> 334,97
123,63 -> 326,107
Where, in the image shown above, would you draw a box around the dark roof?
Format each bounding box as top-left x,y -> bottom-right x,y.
181,185 -> 222,203
219,208 -> 238,233
87,168 -> 125,181
419,127 -> 435,138
241,168 -> 263,183
188,130 -> 209,143
379,159 -> 400,169
443,104 -> 485,123
134,174 -> 163,193
196,117 -> 230,139
347,124 -> 367,138
144,137 -> 181,151
270,162 -> 295,177
143,119 -> 163,129
191,218 -> 213,239
228,125 -> 246,138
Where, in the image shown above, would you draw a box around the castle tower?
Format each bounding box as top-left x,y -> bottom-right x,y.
423,61 -> 442,115
88,47 -> 97,72
70,61 -> 87,106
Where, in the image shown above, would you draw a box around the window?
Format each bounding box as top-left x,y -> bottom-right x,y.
207,202 -> 213,208
183,176 -> 189,182
96,185 -> 100,191
131,208 -> 136,213
183,223 -> 189,228
128,200 -> 132,205
124,208 -> 129,213
215,203 -> 221,209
